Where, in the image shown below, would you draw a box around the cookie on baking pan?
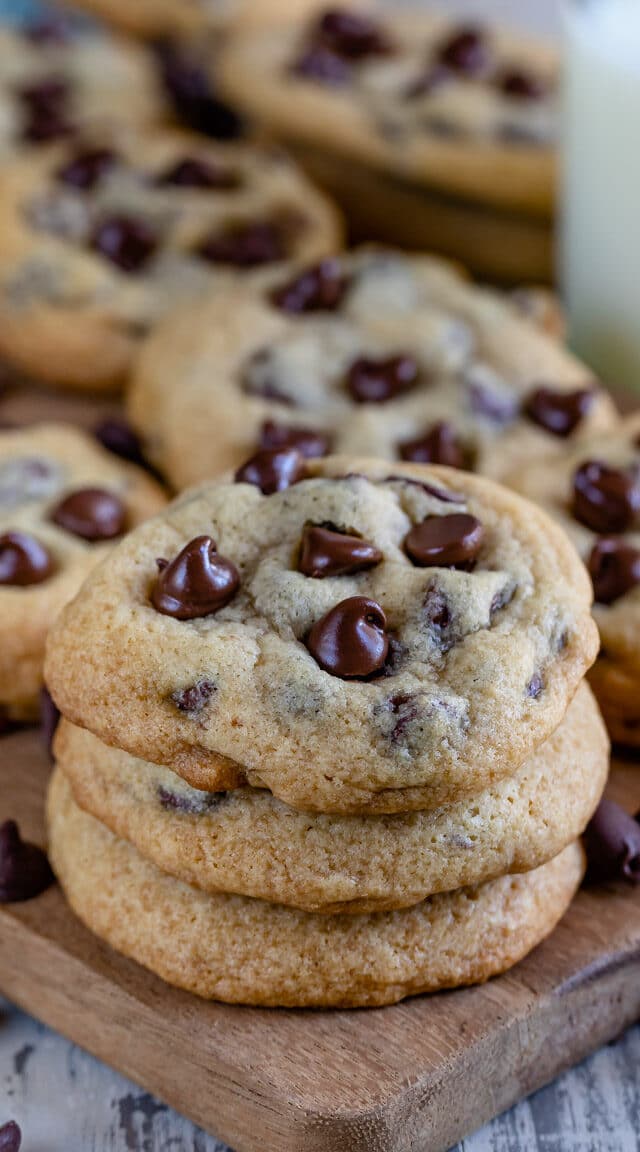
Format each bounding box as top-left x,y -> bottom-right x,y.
0,423 -> 165,722
0,18 -> 164,163
0,130 -> 341,393
218,6 -> 558,219
55,681 -> 606,914
69,0 -> 330,39
128,248 -> 616,491
509,413 -> 640,747
45,457 -> 599,813
47,769 -> 585,1008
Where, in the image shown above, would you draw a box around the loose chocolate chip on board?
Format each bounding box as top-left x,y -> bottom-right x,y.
198,220 -> 286,267
271,259 -> 349,314
155,156 -> 240,190
0,821 -> 54,903
525,386 -> 594,437
40,686 -> 60,761
588,537 -> 640,605
90,215 -> 158,273
0,532 -> 54,585
51,488 -> 126,541
585,799 -> 640,885
259,421 -> 331,459
437,26 -> 490,76
314,9 -> 392,60
299,525 -> 382,578
398,422 -> 466,468
56,147 -> 117,190
405,513 -> 484,570
346,355 -> 419,404
307,596 -> 389,679
235,447 -> 306,495
572,461 -> 640,533
151,536 -> 239,621
0,1121 -> 21,1152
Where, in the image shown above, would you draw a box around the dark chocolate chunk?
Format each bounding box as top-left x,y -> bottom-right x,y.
498,67 -> 546,101
527,674 -> 544,698
51,488 -> 126,541
405,513 -> 484,569
398,421 -> 466,468
525,386 -> 594,437
0,821 -> 54,903
158,786 -> 226,815
437,25 -> 490,76
94,418 -> 146,467
171,680 -> 216,714
198,220 -> 286,267
151,536 -> 239,620
155,156 -> 241,189
306,595 -> 389,678
572,460 -> 640,534
155,41 -> 244,140
584,798 -> 640,885
0,532 -> 54,585
314,9 -> 392,59
235,447 -> 306,495
259,421 -> 331,459
299,525 -> 382,578
346,354 -> 419,404
588,537 -> 640,605
56,147 -> 117,190
271,259 -> 349,314
0,1121 -> 21,1152
91,214 -> 158,273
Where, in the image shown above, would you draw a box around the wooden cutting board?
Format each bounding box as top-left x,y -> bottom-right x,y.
1,383 -> 640,1152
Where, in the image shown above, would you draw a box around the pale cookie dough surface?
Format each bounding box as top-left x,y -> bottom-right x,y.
128,248 -> 616,490
0,424 -> 165,720
47,770 -> 585,1008
45,457 -> 599,813
511,413 -> 640,746
0,25 -> 164,163
219,7 -> 558,216
0,130 -> 341,392
55,681 -> 607,913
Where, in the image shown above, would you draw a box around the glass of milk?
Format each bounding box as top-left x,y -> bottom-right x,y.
562,0 -> 640,389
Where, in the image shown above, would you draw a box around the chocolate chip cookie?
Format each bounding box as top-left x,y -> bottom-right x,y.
510,413 -> 640,746
55,681 -> 607,913
128,248 -> 616,490
0,130 -> 342,392
45,456 -> 599,813
0,422 -> 165,721
47,767 -> 585,1007
0,20 -> 164,162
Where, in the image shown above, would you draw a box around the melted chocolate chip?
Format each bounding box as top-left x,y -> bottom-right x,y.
588,537 -> 640,605
91,215 -> 158,273
299,525 -> 382,578
158,786 -> 226,815
171,680 -> 216,714
156,156 -> 240,189
259,421 -> 331,458
398,422 -> 466,468
0,821 -> 54,903
56,147 -> 117,190
383,476 -> 466,504
152,536 -> 239,620
314,9 -> 392,59
0,1121 -> 21,1152
525,386 -> 594,437
498,68 -> 546,101
0,532 -> 54,586
94,418 -> 146,467
235,447 -> 306,495
155,42 -> 244,140
346,354 -> 419,404
292,46 -> 351,84
423,585 -> 456,650
584,799 -> 640,885
17,76 -> 74,143
271,259 -> 349,314
198,220 -> 286,267
527,674 -> 544,698
572,460 -> 640,534
51,488 -> 126,541
405,513 -> 484,569
306,595 -> 389,679
437,26 -> 490,76
40,686 -> 60,761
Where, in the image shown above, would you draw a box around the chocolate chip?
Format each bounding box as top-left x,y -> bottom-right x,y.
0,821 -> 54,903
155,42 -> 244,140
17,76 -> 74,143
386,693 -> 422,743
572,460 -> 640,534
383,476 -> 466,504
259,421 -> 330,458
527,674 -> 544,698
91,215 -> 158,273
423,585 -> 457,651
94,418 -> 146,467
155,156 -> 240,189
588,537 -> 640,605
56,147 -> 117,190
398,422 -> 466,468
235,447 -> 306,495
346,354 -> 419,404
51,488 -> 126,541
437,26 -> 490,76
158,786 -> 226,815
314,9 -> 392,59
525,386 -> 594,437
405,513 -> 484,569
17,77 -> 69,108
40,686 -> 60,761
198,220 -> 286,267
292,46 -> 351,84
584,799 -> 640,885
21,104 -> 74,144
152,536 -> 239,621
171,680 -> 216,714
0,532 -> 54,586
299,525 -> 382,578
0,1121 -> 21,1152
498,68 -> 546,101
271,259 -> 349,314
306,595 -> 389,678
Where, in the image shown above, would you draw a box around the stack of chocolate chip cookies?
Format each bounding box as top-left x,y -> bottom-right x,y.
44,455 -> 607,1007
